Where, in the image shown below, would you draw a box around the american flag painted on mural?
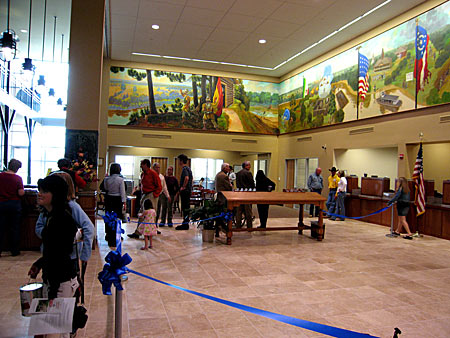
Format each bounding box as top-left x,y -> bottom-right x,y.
414,25 -> 430,92
358,53 -> 370,101
412,143 -> 426,216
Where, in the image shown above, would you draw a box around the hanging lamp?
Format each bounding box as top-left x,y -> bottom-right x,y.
0,0 -> 17,61
22,0 -> 35,80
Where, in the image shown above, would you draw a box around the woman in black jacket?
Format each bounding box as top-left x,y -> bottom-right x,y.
255,170 -> 276,228
28,175 -> 79,300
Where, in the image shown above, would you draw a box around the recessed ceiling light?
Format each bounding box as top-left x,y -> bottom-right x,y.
132,0 -> 391,71
21,29 -> 27,33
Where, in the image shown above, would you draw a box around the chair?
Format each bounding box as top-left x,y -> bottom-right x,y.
190,191 -> 203,207
96,192 -> 105,215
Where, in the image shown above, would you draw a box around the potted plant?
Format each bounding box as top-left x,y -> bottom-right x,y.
189,199 -> 223,243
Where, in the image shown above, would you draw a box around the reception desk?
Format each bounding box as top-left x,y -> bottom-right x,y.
5,189 -> 98,251
346,194 -> 450,240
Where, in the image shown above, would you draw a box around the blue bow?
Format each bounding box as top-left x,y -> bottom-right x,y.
219,211 -> 233,222
102,211 -> 120,231
97,250 -> 132,295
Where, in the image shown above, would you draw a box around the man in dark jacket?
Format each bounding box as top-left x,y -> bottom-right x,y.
235,161 -> 255,228
214,163 -> 232,236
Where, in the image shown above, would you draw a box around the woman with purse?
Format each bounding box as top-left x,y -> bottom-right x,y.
28,175 -> 79,337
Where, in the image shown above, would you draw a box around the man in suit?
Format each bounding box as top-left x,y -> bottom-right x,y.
214,163 -> 232,236
235,161 -> 255,228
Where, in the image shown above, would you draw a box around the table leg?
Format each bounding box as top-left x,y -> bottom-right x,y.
298,204 -> 304,234
226,206 -> 233,245
317,202 -> 324,241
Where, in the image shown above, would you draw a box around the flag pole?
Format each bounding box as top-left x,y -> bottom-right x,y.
413,134 -> 424,238
415,18 -> 419,110
356,46 -> 361,120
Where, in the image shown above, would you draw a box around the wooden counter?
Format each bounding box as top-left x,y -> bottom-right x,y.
221,191 -> 326,245
346,194 -> 450,240
10,189 -> 98,251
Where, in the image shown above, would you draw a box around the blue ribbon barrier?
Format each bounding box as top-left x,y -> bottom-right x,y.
98,250 -> 132,295
126,268 -> 378,338
324,205 -> 392,220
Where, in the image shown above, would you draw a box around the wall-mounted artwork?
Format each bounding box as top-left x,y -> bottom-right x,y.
278,1 -> 450,133
108,2 -> 450,135
108,68 -> 279,134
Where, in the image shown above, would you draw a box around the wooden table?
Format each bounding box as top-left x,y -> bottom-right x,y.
221,191 -> 326,245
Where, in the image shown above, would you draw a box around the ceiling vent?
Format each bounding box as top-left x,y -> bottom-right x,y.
349,127 -> 374,135
142,134 -> 171,139
439,114 -> 450,123
297,136 -> 312,142
232,139 -> 257,144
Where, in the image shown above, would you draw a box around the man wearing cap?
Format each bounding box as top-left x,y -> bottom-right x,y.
325,167 -> 340,218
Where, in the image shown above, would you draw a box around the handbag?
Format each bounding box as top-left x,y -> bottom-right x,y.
72,248 -> 88,333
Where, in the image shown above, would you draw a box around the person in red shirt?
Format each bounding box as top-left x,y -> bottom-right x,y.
56,158 -> 86,190
128,159 -> 162,238
0,159 -> 25,256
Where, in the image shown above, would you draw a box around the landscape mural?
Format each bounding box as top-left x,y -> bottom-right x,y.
278,1 -> 450,133
108,1 -> 450,135
108,68 -> 279,134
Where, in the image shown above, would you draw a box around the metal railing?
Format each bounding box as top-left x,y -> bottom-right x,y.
0,62 -> 41,112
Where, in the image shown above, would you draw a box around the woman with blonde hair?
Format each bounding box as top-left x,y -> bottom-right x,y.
389,177 -> 413,239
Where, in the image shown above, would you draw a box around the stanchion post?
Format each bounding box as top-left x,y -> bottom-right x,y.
115,287 -> 122,338
386,204 -> 396,238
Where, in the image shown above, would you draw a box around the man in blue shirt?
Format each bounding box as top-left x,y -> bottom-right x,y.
307,167 -> 323,217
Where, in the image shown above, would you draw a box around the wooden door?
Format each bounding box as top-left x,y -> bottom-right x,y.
285,159 -> 295,207
151,157 -> 168,175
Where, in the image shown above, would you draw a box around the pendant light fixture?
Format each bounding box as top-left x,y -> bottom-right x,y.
37,0 -> 47,95
0,0 -> 17,61
22,0 -> 35,77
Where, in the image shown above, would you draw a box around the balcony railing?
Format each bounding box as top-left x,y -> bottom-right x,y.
0,62 -> 41,112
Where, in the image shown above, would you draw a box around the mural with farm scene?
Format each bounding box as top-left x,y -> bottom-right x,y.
108,67 -> 279,134
278,49 -> 358,133
278,0 -> 450,133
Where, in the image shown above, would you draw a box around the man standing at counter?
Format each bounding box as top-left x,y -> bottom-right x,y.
236,161 -> 255,228
325,167 -> 340,217
307,167 -> 323,217
0,159 -> 24,256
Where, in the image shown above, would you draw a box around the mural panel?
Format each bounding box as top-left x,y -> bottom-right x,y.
108,67 -> 279,134
109,2 -> 450,135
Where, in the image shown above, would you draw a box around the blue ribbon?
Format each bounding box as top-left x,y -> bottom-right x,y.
97,251 -> 132,295
325,205 -> 392,220
126,268 -> 377,338
128,212 -> 233,226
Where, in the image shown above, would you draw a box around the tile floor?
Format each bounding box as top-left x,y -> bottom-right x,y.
1,206 -> 450,338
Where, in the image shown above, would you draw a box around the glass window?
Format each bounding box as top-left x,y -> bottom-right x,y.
191,158 -> 223,189
115,155 -> 134,178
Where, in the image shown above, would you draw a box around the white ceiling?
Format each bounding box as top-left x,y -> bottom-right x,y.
107,0 -> 429,78
0,0 -> 71,63
1,0 -> 431,79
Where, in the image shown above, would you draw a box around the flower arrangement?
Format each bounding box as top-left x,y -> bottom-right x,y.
72,159 -> 98,183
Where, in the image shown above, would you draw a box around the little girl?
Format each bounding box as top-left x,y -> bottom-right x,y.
138,199 -> 157,250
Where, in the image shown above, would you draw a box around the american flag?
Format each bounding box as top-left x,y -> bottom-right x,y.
412,143 -> 425,216
414,25 -> 430,92
358,53 -> 370,101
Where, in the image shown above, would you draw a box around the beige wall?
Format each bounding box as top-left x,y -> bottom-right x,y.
407,142 -> 450,193
277,106 -> 450,193
335,148 -> 398,190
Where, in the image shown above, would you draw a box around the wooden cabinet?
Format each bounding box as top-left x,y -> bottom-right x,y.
346,176 -> 359,193
361,177 -> 390,196
443,180 -> 450,205
20,192 -> 42,251
76,191 -> 97,249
